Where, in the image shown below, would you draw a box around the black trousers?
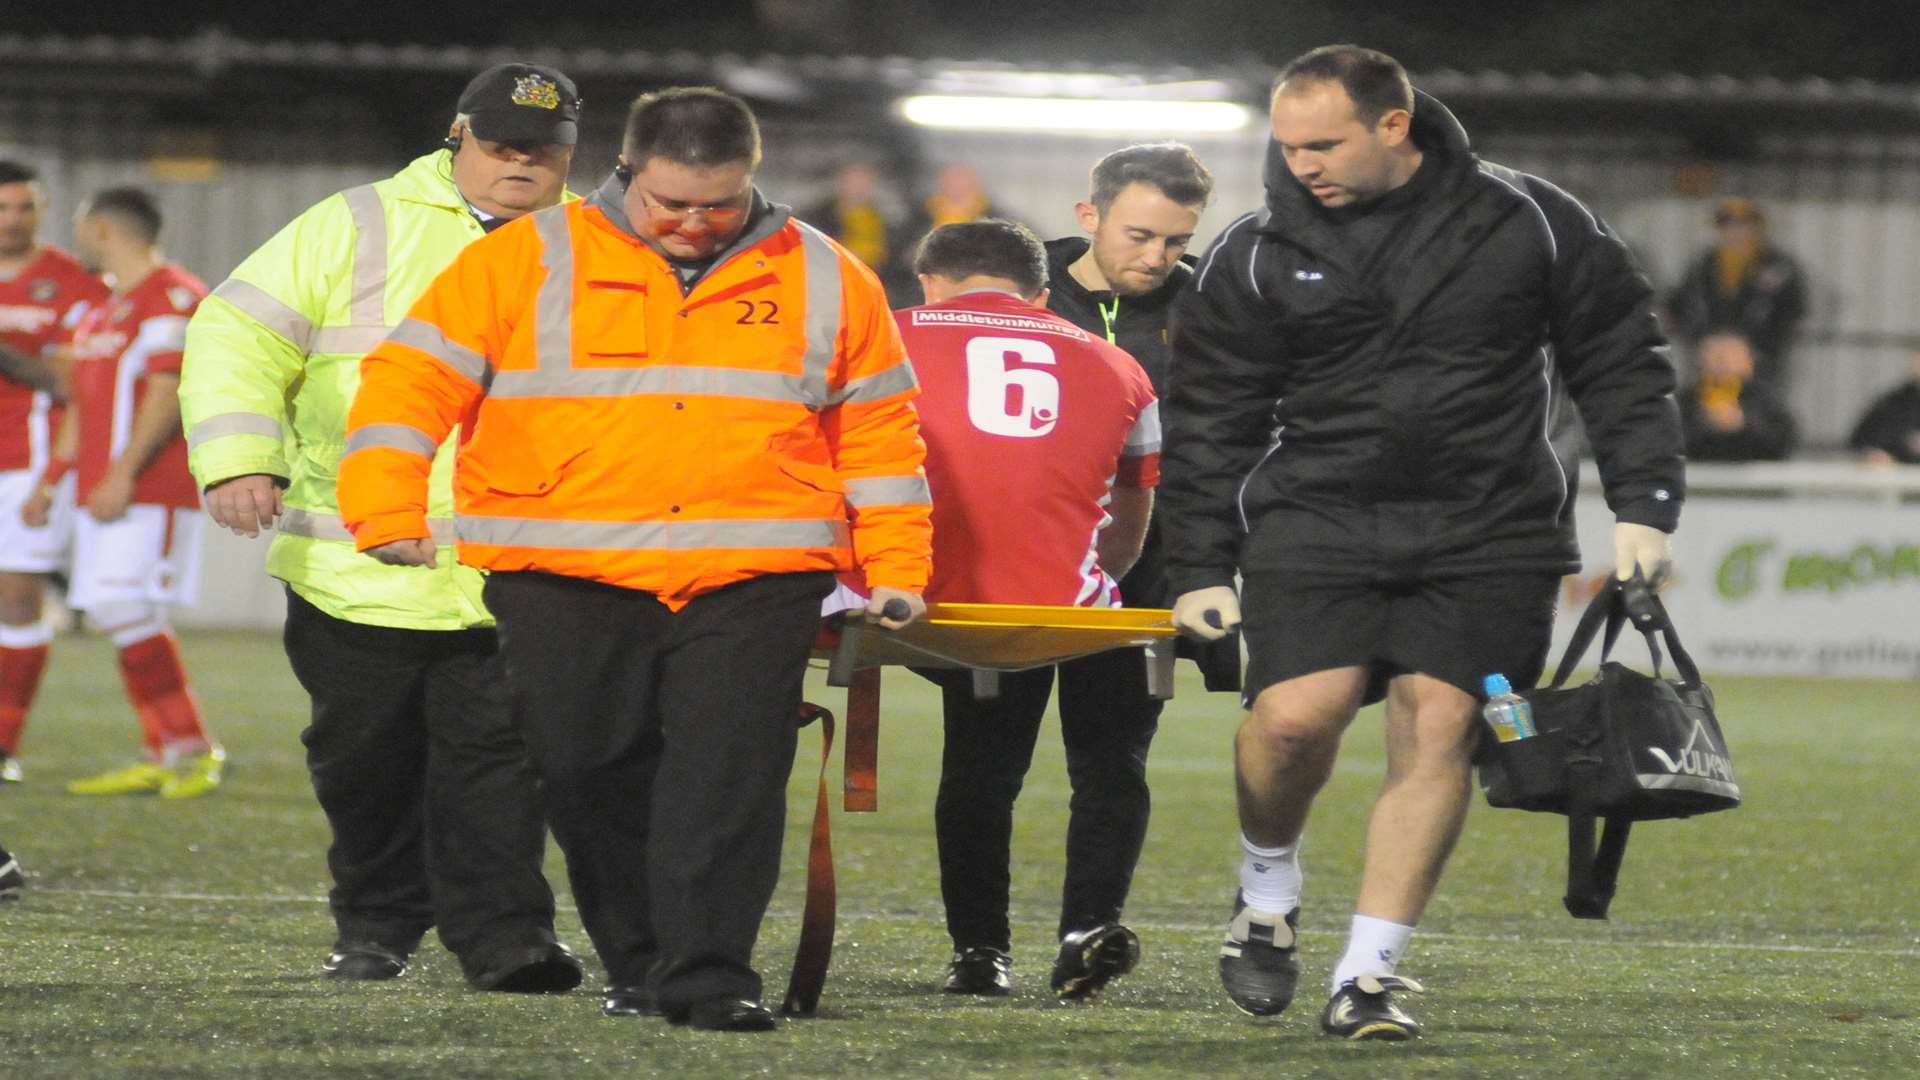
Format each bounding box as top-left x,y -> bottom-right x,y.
924,643 -> 1162,952
282,588 -> 558,979
482,569 -> 832,1012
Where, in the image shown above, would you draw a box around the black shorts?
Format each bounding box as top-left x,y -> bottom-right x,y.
1239,568 -> 1561,708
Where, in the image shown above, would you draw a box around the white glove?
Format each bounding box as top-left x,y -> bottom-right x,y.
1613,522 -> 1673,584
1172,586 -> 1242,641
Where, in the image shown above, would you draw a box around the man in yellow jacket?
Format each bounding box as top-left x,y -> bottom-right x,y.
340,87 -> 932,1031
178,63 -> 584,993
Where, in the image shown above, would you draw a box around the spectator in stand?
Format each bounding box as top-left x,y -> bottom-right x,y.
1665,197 -> 1809,392
1847,347 -> 1920,466
806,160 -> 916,306
1679,330 -> 1798,462
907,163 -> 1003,241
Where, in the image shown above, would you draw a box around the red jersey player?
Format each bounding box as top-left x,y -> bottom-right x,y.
22,188 -> 222,797
894,220 -> 1162,1001
0,160 -> 111,783
903,231 -> 1159,606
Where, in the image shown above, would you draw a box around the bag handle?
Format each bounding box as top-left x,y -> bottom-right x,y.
1549,576 -> 1702,689
1563,809 -> 1633,920
1561,727 -> 1633,919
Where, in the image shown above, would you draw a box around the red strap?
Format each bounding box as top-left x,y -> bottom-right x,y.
843,667 -> 880,813
783,702 -> 837,1016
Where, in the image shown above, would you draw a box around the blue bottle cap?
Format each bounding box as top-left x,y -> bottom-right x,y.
1483,673 -> 1511,695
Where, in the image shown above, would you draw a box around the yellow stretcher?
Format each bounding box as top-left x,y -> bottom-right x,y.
783,602 -> 1181,1015
822,602 -> 1183,698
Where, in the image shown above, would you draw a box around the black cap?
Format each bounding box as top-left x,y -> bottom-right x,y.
456,63 -> 580,146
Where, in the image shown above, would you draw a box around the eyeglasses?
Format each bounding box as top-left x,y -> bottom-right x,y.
635,187 -> 750,231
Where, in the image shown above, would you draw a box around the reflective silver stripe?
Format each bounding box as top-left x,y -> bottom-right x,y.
186,412 -> 283,450
488,364 -> 813,402
845,475 -> 932,508
455,515 -> 850,551
280,508 -> 457,544
387,318 -> 491,387
210,279 -> 314,352
793,222 -> 844,409
530,205 -> 575,374
344,423 -> 438,459
341,184 -> 388,327
826,360 -> 918,406
311,325 -> 391,356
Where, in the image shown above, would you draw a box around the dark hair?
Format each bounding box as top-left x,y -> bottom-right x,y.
913,219 -> 1049,296
83,187 -> 163,244
0,160 -> 40,187
1275,44 -> 1414,126
623,86 -> 762,169
1089,142 -> 1214,215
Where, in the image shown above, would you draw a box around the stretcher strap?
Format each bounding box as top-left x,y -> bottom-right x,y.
844,667 -> 880,812
783,701 -> 838,1016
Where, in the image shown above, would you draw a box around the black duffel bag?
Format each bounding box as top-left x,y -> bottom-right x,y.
1476,576 -> 1741,919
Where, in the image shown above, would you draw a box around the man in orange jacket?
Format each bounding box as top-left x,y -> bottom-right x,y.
339,87 -> 931,1031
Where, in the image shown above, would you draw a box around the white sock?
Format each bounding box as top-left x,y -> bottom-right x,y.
1331,913 -> 1414,992
0,620 -> 52,648
1237,834 -> 1301,914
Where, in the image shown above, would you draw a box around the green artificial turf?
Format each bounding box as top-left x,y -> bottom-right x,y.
1,631 -> 1915,1077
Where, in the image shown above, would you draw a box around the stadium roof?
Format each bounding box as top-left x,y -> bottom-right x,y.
3,30 -> 1918,133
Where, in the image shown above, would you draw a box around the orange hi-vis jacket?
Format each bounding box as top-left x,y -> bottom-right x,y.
337,179 -> 932,608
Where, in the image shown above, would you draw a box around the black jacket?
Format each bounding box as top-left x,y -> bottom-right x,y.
1043,237 -> 1195,397
1848,381 -> 1920,464
1044,236 -> 1240,691
1162,92 -> 1685,594
1665,244 -> 1808,388
1042,237 -> 1196,608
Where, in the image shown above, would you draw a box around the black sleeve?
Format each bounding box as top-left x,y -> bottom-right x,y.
1773,252 -> 1810,331
1848,393 -> 1900,454
1530,176 -> 1686,532
1162,221 -> 1281,595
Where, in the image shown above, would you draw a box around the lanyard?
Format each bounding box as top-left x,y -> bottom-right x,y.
1098,297 -> 1119,343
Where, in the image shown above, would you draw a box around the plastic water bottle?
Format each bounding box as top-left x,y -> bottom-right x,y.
1481,674 -> 1536,742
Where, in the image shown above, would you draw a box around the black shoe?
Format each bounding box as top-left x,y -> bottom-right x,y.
0,853 -> 23,900
1218,891 -> 1300,1016
323,941 -> 408,981
1319,975 -> 1425,1040
1050,924 -> 1140,1001
470,941 -> 584,994
669,997 -> 779,1032
602,984 -> 660,1018
942,946 -> 1012,996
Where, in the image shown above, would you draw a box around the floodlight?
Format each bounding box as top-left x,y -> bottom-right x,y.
898,95 -> 1253,134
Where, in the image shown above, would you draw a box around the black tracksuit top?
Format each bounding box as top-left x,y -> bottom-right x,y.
1040,238 -> 1194,608
1161,91 -> 1685,595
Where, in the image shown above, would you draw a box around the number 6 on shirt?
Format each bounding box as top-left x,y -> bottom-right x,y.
965,336 -> 1060,438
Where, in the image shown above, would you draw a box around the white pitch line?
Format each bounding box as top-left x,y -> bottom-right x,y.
32,888 -> 1920,959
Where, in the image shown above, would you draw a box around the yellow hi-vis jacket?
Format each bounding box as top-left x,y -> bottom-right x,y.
338,179 -> 932,608
180,151 -> 572,629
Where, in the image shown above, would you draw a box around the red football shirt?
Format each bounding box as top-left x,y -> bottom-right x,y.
898,290 -> 1160,607
68,264 -> 205,510
0,246 -> 110,472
